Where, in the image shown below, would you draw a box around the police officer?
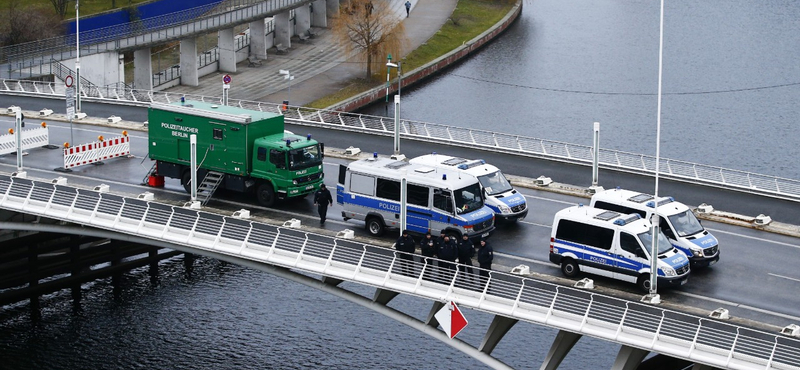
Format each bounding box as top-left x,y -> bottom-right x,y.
477,239 -> 494,278
313,183 -> 333,225
437,234 -> 458,273
457,234 -> 475,277
420,231 -> 438,280
395,230 -> 416,276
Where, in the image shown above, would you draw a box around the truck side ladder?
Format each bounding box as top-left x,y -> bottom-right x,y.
197,171 -> 225,205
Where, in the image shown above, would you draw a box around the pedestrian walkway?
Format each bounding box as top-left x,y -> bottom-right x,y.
164,0 -> 458,106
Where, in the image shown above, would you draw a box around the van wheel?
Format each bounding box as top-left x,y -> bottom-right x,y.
637,274 -> 653,292
561,258 -> 579,278
256,183 -> 276,207
365,217 -> 385,236
181,172 -> 192,194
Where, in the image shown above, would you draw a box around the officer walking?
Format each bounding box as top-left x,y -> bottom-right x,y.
477,239 -> 494,278
405,0 -> 411,17
313,183 -> 333,225
420,231 -> 438,280
395,229 -> 417,276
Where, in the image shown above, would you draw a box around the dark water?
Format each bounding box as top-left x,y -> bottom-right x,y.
3,1 -> 797,368
365,0 -> 800,180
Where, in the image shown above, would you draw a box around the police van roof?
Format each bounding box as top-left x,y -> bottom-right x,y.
409,154 -> 499,176
592,188 -> 686,213
349,157 -> 478,189
557,205 -> 651,230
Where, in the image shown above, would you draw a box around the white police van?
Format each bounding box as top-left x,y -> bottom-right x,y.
408,154 -> 527,222
590,188 -> 719,268
549,205 -> 690,291
337,156 -> 495,239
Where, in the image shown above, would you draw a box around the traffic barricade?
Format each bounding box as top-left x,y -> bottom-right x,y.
0,123 -> 52,155
60,133 -> 131,171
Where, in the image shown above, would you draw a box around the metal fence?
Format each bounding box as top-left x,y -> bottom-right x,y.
0,175 -> 797,370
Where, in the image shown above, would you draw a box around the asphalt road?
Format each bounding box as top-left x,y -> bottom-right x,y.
1,98 -> 799,331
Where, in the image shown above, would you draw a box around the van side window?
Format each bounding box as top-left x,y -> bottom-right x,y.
555,219 -> 614,250
407,184 -> 429,207
595,201 -> 645,218
257,147 -> 267,162
659,217 -> 676,239
350,173 -> 375,196
620,232 -> 646,258
433,189 -> 453,213
376,178 -> 401,201
269,149 -> 285,169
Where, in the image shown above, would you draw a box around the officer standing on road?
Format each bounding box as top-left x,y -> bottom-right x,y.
477,239 -> 493,278
457,234 -> 475,275
395,229 -> 417,276
438,234 -> 458,273
313,183 -> 333,225
420,231 -> 438,279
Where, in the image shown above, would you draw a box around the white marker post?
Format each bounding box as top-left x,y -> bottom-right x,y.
190,134 -> 198,206
222,74 -> 231,106
589,122 -> 603,193
15,110 -> 23,174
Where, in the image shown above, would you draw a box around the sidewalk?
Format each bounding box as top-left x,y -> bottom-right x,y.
163,0 -> 458,107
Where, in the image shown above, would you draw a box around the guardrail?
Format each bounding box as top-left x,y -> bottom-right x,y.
0,175 -> 797,370
3,81 -> 796,203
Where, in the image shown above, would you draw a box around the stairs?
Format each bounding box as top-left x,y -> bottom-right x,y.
196,171 -> 224,205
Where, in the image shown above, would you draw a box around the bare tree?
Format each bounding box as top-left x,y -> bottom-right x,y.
48,0 -> 70,19
331,0 -> 408,79
0,0 -> 63,46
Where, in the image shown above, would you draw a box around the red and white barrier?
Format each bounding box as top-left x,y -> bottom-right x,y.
62,135 -> 130,169
0,125 -> 51,155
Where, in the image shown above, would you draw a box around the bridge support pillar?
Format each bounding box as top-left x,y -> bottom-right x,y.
326,0 -> 339,16
372,288 -> 399,305
479,315 -> 518,355
321,276 -> 343,286
179,38 -> 199,86
218,28 -> 237,73
68,51 -> 123,88
183,252 -> 195,276
295,4 -> 311,36
133,48 -> 153,91
249,19 -> 267,60
691,364 -> 715,370
425,301 -> 446,327
611,345 -> 649,370
539,330 -> 582,370
274,11 -> 292,49
311,0 -> 327,27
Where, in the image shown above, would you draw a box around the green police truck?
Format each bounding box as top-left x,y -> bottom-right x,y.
148,100 -> 324,206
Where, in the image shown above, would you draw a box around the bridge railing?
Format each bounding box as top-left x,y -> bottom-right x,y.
0,175 -> 797,370
3,80 -> 796,203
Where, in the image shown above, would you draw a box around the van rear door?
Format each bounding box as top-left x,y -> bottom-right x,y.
336,164 -> 347,204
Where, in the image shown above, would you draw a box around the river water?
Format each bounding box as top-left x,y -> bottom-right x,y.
2,0 -> 798,369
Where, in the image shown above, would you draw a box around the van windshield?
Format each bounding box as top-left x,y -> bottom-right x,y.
667,210 -> 704,237
454,183 -> 484,214
637,229 -> 673,255
478,171 -> 513,195
288,144 -> 322,170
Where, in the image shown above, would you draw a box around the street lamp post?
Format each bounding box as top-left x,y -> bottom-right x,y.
386,59 -> 403,160
385,54 -> 392,103
279,69 -> 294,110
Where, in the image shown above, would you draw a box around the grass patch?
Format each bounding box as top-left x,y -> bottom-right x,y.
0,0 -> 152,20
306,0 -> 515,109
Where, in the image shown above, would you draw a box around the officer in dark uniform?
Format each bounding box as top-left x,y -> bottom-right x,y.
313,183 -> 333,225
395,229 -> 416,276
477,239 -> 494,278
457,234 -> 475,286
438,235 -> 459,276
420,231 -> 438,280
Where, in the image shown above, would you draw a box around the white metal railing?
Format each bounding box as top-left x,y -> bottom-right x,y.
0,124 -> 51,156
1,81 -> 799,203
0,174 -> 797,370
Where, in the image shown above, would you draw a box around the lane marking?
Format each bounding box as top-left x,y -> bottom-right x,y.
518,219 -> 551,228
706,227 -> 800,250
522,193 -> 576,205
494,252 -> 552,267
769,273 -> 800,283
674,291 -> 800,322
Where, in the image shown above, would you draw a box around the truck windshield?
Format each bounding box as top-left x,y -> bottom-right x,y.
637,229 -> 674,256
667,210 -> 704,237
288,145 -> 322,170
478,171 -> 513,195
454,183 -> 484,214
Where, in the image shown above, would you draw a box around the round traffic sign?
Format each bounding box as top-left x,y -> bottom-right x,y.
65,75 -> 74,87
223,74 -> 232,84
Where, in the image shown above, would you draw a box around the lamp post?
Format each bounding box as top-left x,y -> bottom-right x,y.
385,54 -> 392,103
387,59 -> 403,159
279,69 -> 294,110
75,0 -> 81,112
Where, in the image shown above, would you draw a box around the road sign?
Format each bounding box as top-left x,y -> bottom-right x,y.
222,74 -> 232,84
434,301 -> 468,339
66,107 -> 75,118
65,75 -> 74,88
66,87 -> 75,105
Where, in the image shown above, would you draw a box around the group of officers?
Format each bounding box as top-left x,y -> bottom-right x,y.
394,229 -> 494,281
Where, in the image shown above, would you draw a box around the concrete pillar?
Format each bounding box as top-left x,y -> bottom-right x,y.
78,51 -> 122,87
326,0 -> 339,16
479,315 -> 518,355
311,0 -> 327,27
610,345 -> 649,370
179,38 -> 199,87
295,5 -> 311,36
183,252 -> 195,277
425,301 -> 446,327
249,19 -> 267,60
218,27 -> 236,73
133,48 -> 153,90
372,288 -> 399,305
274,11 -> 292,49
539,330 -> 582,370
118,54 -> 125,86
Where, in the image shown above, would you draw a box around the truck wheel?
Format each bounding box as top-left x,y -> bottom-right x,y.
256,183 -> 276,207
365,216 -> 385,237
561,258 -> 579,278
637,274 -> 653,292
181,172 -> 192,194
